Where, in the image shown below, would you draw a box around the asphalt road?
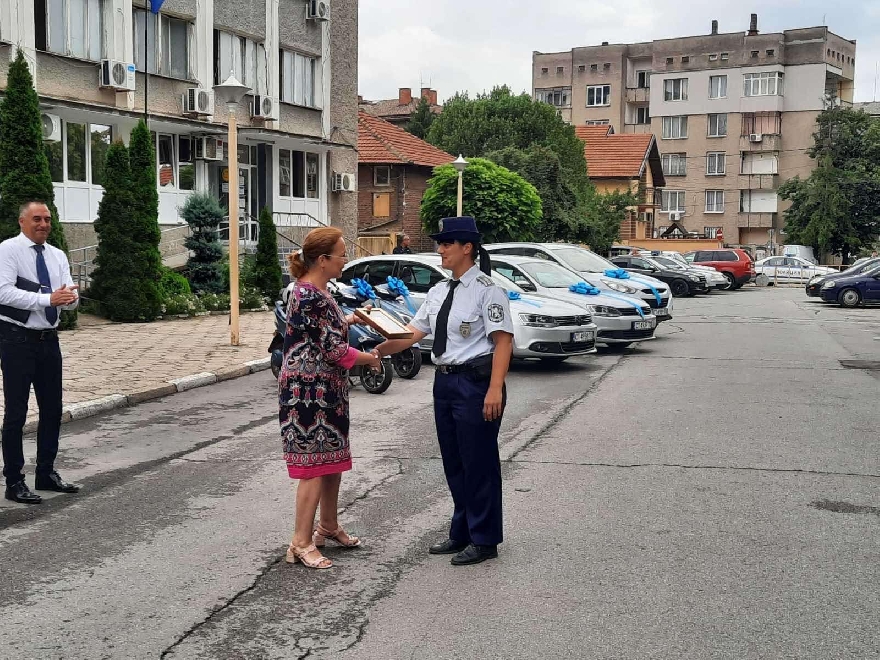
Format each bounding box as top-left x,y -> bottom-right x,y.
0,287 -> 878,659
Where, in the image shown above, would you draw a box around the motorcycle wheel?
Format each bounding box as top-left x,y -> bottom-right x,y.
269,334 -> 283,379
392,347 -> 422,379
360,358 -> 393,394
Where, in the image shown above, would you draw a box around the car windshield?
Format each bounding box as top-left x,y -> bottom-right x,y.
666,253 -> 689,266
849,258 -> 880,274
519,261 -> 583,288
652,256 -> 685,270
552,247 -> 615,273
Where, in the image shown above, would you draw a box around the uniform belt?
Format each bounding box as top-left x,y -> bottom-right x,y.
0,321 -> 57,341
436,354 -> 493,375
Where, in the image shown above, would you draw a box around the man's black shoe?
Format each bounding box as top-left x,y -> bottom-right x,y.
428,539 -> 469,555
35,471 -> 80,493
5,481 -> 42,504
450,544 -> 498,566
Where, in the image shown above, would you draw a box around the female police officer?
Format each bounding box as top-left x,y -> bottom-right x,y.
373,216 -> 513,566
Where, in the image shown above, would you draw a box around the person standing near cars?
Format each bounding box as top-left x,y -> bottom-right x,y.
0,201 -> 81,504
373,216 -> 514,566
280,227 -> 382,570
393,234 -> 413,254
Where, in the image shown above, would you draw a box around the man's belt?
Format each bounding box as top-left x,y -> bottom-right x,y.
0,321 -> 57,341
436,354 -> 494,375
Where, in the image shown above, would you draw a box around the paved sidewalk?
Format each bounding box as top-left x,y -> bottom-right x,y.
0,311 -> 276,429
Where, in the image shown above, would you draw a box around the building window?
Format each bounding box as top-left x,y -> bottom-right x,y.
148,133 -> 192,191
663,78 -> 688,101
750,50 -> 759,58
706,152 -> 726,175
541,67 -> 548,74
661,190 -> 686,213
215,30 -> 267,95
157,134 -> 175,188
535,87 -> 571,107
373,165 -> 390,186
372,192 -> 390,218
742,111 -> 781,136
278,149 -> 319,199
133,10 -> 191,79
709,75 -> 727,99
90,124 -> 111,187
556,66 -> 564,74
704,226 -> 721,238
281,50 -> 320,108
681,56 -> 690,63
46,120 -> 113,186
766,49 -> 775,57
44,0 -> 105,61
636,106 -> 650,124
66,122 -> 87,182
661,116 -> 688,139
720,52 -> 729,60
586,85 -> 611,106
590,64 -> 598,72
603,62 -> 611,70
585,119 -> 610,125
637,70 -> 650,88
179,137 -> 194,191
709,54 -> 718,62
662,153 -> 687,176
578,65 -> 585,72
705,190 -> 724,213
708,113 -> 728,137
665,57 -> 673,65
743,72 -> 784,97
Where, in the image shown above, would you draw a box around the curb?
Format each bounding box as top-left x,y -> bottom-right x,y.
22,356 -> 272,435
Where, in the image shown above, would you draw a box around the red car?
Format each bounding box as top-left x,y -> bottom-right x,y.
684,249 -> 755,290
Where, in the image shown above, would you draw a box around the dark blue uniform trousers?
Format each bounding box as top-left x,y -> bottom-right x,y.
433,371 -> 504,546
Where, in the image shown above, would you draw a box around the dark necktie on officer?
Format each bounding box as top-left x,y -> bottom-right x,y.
432,280 -> 460,357
33,245 -> 58,325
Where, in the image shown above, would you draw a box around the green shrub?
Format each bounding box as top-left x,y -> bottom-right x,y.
239,286 -> 266,310
198,292 -> 230,312
181,193 -> 225,293
162,293 -> 205,316
250,207 -> 283,300
159,267 -> 191,300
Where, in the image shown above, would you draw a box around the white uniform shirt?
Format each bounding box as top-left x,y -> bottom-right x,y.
411,264 -> 514,366
0,232 -> 78,330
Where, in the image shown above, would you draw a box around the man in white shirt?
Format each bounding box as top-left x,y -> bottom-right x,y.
0,201 -> 80,504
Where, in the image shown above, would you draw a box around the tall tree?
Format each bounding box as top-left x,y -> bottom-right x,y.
420,159 -> 542,243
182,193 -> 226,293
250,206 -> 283,300
405,95 -> 436,139
0,50 -> 76,327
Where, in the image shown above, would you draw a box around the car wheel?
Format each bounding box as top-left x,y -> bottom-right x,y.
671,279 -> 690,297
721,272 -> 735,290
838,288 -> 862,308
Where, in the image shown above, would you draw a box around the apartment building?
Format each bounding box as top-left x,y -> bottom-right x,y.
0,0 -> 358,252
533,15 -> 856,248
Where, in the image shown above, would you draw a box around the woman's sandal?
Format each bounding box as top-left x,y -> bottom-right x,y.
314,524 -> 362,548
286,543 -> 333,569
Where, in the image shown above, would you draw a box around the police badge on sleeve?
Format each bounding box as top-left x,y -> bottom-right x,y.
488,303 -> 504,323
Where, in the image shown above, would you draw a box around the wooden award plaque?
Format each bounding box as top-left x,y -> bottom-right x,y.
353,308 -> 414,339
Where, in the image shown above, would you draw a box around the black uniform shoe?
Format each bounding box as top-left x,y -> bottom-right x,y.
450,544 -> 498,566
428,539 -> 469,555
35,471 -> 80,493
5,481 -> 42,504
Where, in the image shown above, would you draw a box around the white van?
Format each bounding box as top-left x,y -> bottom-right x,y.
783,245 -> 817,265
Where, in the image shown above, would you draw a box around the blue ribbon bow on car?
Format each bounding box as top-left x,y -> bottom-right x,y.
508,290 -> 542,307
603,268 -> 631,280
571,281 -> 645,318
351,278 -> 378,302
386,276 -> 417,313
604,268 -> 662,306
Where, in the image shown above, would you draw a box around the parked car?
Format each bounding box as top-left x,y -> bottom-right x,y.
806,258 -> 880,297
484,243 -> 673,320
683,249 -> 755,290
341,254 -> 599,361
754,256 -> 836,284
646,253 -> 728,290
782,244 -> 817,265
609,255 -> 709,297
490,255 -> 657,348
819,265 -> 880,307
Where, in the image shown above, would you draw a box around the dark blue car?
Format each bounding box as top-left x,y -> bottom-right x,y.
819,265 -> 880,307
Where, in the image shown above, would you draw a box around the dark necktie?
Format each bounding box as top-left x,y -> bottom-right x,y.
33,245 -> 58,325
432,280 -> 460,357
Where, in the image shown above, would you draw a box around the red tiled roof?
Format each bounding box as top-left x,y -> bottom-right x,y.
357,111 -> 454,167
575,125 -> 655,179
359,99 -> 443,120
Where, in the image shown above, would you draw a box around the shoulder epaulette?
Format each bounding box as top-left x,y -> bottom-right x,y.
476,275 -> 494,287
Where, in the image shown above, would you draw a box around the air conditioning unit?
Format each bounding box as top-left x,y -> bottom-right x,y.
332,172 -> 356,192
749,133 -> 763,143
307,0 -> 330,20
194,136 -> 224,162
41,113 -> 62,142
182,88 -> 215,116
100,59 -> 136,91
669,212 -> 682,222
251,95 -> 279,121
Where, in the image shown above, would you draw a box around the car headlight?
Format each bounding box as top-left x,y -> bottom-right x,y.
518,313 -> 559,327
603,280 -> 639,295
809,276 -> 824,284
591,305 -> 622,317
822,281 -> 836,289
687,274 -> 701,282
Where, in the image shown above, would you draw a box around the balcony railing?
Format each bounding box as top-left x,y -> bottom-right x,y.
739,133 -> 780,152
625,87 -> 650,103
736,212 -> 775,228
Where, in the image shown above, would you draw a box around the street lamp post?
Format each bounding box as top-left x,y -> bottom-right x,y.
213,73 -> 251,346
452,154 -> 468,216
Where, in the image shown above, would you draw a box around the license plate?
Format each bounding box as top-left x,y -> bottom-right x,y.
572,331 -> 594,342
632,320 -> 655,330
654,307 -> 670,316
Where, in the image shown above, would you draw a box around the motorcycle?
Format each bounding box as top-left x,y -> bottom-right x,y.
268,284 -> 394,394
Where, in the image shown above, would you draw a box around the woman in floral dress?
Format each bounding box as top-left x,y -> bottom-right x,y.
280,227 -> 381,569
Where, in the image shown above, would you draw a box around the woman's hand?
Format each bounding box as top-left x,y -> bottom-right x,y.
483,385 -> 504,422
363,351 -> 381,372
346,304 -> 373,326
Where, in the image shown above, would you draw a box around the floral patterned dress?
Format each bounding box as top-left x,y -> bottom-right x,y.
279,282 -> 355,479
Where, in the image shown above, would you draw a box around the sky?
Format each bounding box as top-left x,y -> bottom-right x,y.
359,0 -> 880,104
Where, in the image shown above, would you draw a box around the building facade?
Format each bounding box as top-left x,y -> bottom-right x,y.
357,111 -> 452,252
533,15 -> 856,249
359,87 -> 442,127
0,0 -> 358,253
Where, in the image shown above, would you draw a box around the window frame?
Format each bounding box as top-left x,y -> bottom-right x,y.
709,75 -> 727,99
663,78 -> 688,101
661,153 -> 687,177
586,84 -> 611,107
704,226 -> 722,239
661,190 -> 686,213
636,70 -> 650,88
636,106 -> 650,125
214,29 -> 267,95
133,9 -> 193,80
661,116 -> 688,140
277,149 -> 321,200
706,152 -> 726,176
705,190 -> 725,213
373,165 -> 391,187
280,49 -> 321,108
45,119 -> 114,187
45,0 -> 106,61
535,86 -> 571,108
743,71 -> 784,97
707,113 -> 728,137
